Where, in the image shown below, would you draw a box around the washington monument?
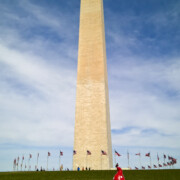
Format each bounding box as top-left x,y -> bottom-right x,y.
73,0 -> 113,170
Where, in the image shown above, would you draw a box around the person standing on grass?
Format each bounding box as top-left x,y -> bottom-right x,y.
113,163 -> 125,180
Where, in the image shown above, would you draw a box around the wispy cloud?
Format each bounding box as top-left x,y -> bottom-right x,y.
0,0 -> 79,149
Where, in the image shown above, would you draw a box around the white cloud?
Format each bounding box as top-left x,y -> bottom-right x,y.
0,42 -> 76,147
109,56 -> 180,148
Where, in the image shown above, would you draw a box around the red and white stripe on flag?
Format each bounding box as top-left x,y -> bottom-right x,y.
73,150 -> 77,155
101,150 -> 107,155
145,153 -> 150,157
115,150 -> 121,156
87,150 -> 91,155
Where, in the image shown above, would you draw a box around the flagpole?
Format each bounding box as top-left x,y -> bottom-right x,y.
47,155 -> 48,171
37,153 -> 39,170
86,151 -> 87,169
150,155 -> 152,168
60,155 -> 61,171
59,154 -> 60,171
163,154 -> 165,164
72,150 -> 74,170
14,160 -> 15,171
28,157 -> 29,171
22,156 -> 24,171
21,158 -> 22,171
114,150 -> 116,167
87,154 -> 89,168
17,158 -> 19,171
127,151 -> 129,168
59,153 -> 61,171
139,153 -> 141,169
101,153 -> 102,170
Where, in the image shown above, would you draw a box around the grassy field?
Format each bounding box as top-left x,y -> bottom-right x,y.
0,169 -> 179,180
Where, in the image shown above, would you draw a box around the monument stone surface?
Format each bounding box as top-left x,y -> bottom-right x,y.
73,0 -> 113,170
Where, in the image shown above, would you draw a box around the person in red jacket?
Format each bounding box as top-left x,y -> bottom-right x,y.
113,163 -> 125,180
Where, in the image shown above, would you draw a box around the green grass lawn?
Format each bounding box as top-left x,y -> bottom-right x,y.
0,169 -> 179,180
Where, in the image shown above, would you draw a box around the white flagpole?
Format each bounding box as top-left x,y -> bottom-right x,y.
17,158 -> 19,171
101,153 -> 102,170
47,155 -> 48,171
28,155 -> 30,171
157,153 -> 159,169
59,153 -> 61,171
114,150 -> 116,167
87,153 -> 88,168
127,151 -> 129,168
86,150 -> 87,169
22,157 -> 23,171
37,153 -> 39,170
139,153 -> 142,169
59,154 -> 60,171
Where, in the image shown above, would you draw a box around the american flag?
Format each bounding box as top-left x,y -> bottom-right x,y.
135,167 -> 138,170
145,153 -> 150,157
167,162 -> 170,166
22,156 -> 24,160
172,158 -> 177,164
14,159 -> 16,164
168,156 -> 172,160
135,153 -> 140,156
163,163 -> 167,166
48,152 -> 51,156
157,154 -> 159,161
142,166 -> 145,169
153,165 -> 157,168
164,154 -> 166,159
60,151 -> 63,156
101,150 -> 107,155
159,164 -> 162,167
115,150 -> 121,156
29,154 -> 32,159
87,150 -> 91,155
73,150 -> 77,155
148,165 -> 151,169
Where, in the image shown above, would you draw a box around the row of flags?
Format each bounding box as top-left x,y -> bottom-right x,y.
135,161 -> 177,170
13,151 -> 64,171
14,151 -> 63,161
115,151 -> 176,160
13,150 -> 177,171
73,150 -> 107,156
114,150 -> 177,169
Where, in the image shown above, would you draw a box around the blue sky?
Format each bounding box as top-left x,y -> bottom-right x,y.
0,0 -> 180,171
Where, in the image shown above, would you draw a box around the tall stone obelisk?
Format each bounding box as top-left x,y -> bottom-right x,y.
73,0 -> 112,170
